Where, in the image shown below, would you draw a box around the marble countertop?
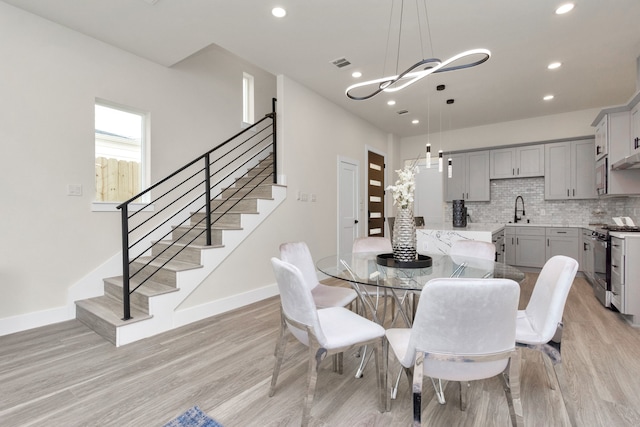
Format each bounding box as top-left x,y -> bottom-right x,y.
420,222 -> 600,234
420,222 -> 505,234
504,223 -> 599,231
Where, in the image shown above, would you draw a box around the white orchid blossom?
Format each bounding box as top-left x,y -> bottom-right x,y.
387,164 -> 418,209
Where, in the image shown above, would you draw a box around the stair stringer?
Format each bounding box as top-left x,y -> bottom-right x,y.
114,184 -> 286,346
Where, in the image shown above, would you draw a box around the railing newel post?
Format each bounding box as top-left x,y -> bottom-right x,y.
120,205 -> 132,321
272,97 -> 277,184
205,153 -> 212,246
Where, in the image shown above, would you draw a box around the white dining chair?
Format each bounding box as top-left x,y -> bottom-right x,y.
350,237 -> 392,378
386,277 -> 524,426
449,239 -> 496,261
279,242 -> 357,308
269,257 -> 386,427
516,255 -> 578,426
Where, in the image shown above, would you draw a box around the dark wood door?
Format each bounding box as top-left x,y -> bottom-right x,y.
367,151 -> 385,236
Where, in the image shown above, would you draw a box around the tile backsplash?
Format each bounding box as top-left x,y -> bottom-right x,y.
444,177 -> 640,225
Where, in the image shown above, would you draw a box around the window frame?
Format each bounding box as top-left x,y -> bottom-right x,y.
92,99 -> 151,212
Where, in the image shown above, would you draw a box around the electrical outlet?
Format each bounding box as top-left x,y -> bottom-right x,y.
67,184 -> 82,196
310,193 -> 316,202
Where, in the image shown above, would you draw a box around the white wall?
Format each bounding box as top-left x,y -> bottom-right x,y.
400,108 -> 600,160
0,3 -> 275,326
0,2 -> 391,330
179,76 -> 390,307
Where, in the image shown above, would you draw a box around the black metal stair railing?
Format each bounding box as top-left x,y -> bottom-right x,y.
116,99 -> 277,321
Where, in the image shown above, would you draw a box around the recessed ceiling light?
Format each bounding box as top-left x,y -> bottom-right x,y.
412,119 -> 420,124
548,62 -> 562,70
555,3 -> 574,14
387,100 -> 396,106
543,95 -> 555,101
272,7 -> 287,18
352,71 -> 362,78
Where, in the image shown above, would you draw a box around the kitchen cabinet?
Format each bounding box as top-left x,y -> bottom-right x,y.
610,236 -> 624,312
492,229 -> 505,263
594,115 -> 608,160
610,235 -> 640,325
505,226 -> 546,268
545,227 -> 579,263
544,139 -> 597,200
444,151 -> 490,202
581,228 -> 594,282
593,110 -> 631,165
490,145 -> 544,179
631,103 -> 640,155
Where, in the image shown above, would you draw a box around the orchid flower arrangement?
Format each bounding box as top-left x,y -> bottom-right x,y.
387,164 -> 418,209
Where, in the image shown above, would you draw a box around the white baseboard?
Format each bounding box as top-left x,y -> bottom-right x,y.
173,283 -> 279,328
0,306 -> 71,337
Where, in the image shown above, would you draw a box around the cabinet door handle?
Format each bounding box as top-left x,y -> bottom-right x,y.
512,168 -> 515,176
635,137 -> 640,150
547,238 -> 550,246
596,145 -> 602,155
567,189 -> 570,197
583,242 -> 588,251
516,237 -> 519,245
557,231 -> 567,234
517,167 -> 520,175
573,189 -> 575,196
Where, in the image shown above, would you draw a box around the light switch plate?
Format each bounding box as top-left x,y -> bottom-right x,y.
67,184 -> 82,196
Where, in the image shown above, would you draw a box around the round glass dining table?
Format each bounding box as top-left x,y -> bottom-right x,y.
316,252 -> 525,292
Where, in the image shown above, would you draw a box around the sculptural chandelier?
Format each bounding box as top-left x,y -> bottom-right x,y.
345,0 -> 491,101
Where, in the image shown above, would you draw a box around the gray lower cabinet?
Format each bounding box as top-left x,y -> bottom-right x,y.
505,226 -> 546,268
582,228 -> 594,280
506,226 -> 580,268
544,139 -> 597,200
545,227 -> 580,261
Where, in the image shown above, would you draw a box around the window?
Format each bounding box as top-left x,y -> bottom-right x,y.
94,101 -> 147,204
242,72 -> 255,126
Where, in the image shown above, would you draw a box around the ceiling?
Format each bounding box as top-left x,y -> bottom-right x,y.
4,0 -> 640,137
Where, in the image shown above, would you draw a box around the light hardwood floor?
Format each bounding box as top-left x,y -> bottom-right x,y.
2,275 -> 640,426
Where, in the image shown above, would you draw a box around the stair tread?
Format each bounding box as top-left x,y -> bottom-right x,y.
104,276 -> 179,297
133,257 -> 203,272
76,296 -> 151,327
153,240 -> 225,250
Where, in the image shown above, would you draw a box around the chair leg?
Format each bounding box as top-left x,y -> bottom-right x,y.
551,357 -> 578,427
412,352 -> 424,427
459,381 -> 469,411
302,345 -> 327,427
503,350 -> 524,427
373,338 -> 387,413
269,310 -> 289,397
355,345 -> 372,378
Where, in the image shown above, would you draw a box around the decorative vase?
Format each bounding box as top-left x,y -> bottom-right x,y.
392,202 -> 417,262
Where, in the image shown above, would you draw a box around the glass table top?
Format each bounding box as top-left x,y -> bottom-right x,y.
316,252 -> 525,292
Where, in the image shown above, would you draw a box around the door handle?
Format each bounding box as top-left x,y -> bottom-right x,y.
354,219 -> 359,224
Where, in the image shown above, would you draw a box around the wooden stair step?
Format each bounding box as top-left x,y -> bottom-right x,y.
104,276 -> 179,311
76,295 -> 151,345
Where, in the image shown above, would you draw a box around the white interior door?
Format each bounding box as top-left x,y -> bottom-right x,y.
338,158 -> 359,255
414,160 -> 444,223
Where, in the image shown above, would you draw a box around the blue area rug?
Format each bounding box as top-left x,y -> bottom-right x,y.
163,406 -> 223,427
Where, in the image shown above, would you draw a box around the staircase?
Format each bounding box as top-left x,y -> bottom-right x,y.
75,155 -> 285,346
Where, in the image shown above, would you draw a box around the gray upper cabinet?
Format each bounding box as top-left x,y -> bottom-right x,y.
489,145 -> 544,179
631,103 -> 640,155
444,151 -> 490,202
544,139 -> 597,200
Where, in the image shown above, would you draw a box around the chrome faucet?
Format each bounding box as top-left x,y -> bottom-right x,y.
514,195 -> 525,223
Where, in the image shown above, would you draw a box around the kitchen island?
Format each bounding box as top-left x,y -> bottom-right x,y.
417,222 -> 504,255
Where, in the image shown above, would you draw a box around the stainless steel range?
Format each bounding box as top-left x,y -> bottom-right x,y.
592,224 -> 640,307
